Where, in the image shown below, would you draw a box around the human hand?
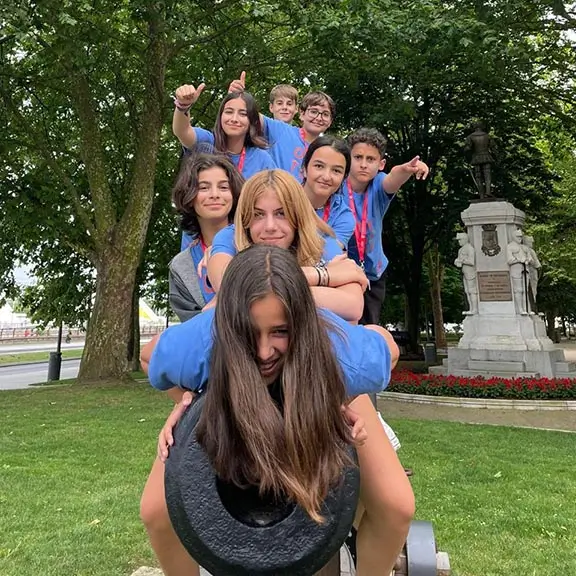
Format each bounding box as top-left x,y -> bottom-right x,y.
326,255 -> 369,291
175,83 -> 206,108
228,71 -> 246,93
342,404 -> 367,447
397,156 -> 429,180
157,391 -> 194,462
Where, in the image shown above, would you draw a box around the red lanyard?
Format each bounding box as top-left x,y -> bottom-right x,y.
236,147 -> 246,174
347,180 -> 369,266
199,236 -> 206,252
322,201 -> 331,222
299,128 -> 309,152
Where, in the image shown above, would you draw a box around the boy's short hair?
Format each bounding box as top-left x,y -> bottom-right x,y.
346,128 -> 388,158
269,84 -> 299,104
299,91 -> 336,118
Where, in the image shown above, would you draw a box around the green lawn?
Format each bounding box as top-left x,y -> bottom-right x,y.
0,348 -> 84,365
1,382 -> 575,576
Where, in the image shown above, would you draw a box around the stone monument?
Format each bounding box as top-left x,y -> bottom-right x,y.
431,201 -> 576,378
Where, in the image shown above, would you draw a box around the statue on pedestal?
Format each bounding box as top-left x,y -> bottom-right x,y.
464,121 -> 496,199
523,235 -> 542,304
506,229 -> 530,315
454,232 -> 478,315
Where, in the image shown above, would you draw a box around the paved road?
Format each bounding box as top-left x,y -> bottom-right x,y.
0,342 -> 85,354
0,359 -> 80,390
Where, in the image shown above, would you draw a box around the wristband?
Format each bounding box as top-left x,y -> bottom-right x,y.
316,267 -> 322,287
173,98 -> 192,113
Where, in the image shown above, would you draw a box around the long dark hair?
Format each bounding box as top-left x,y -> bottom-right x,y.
213,91 -> 268,152
302,135 -> 351,179
196,245 -> 352,523
172,152 -> 244,237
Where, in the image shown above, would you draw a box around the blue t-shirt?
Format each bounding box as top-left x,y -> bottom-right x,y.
344,173 -> 393,281
315,191 -> 355,246
186,128 -> 277,178
176,236 -> 215,303
211,224 -> 344,264
263,117 -> 307,180
149,307 -> 391,395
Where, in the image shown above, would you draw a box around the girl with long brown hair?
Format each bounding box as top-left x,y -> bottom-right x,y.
140,245 -> 414,576
207,169 -> 368,322
172,83 -> 276,178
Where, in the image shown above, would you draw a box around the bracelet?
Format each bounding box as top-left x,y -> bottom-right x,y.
173,98 -> 192,113
315,264 -> 329,287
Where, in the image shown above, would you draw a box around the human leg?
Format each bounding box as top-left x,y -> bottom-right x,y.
349,394 -> 415,575
140,457 -> 201,576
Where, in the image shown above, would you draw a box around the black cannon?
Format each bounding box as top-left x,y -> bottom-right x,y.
165,393 -> 451,576
165,393 -> 360,575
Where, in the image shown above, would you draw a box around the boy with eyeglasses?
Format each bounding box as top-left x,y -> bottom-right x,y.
228,72 -> 335,180
344,128 -> 429,325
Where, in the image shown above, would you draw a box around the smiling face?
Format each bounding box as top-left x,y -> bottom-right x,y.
299,100 -> 333,137
250,293 -> 290,383
220,96 -> 249,138
192,167 -> 233,223
302,146 -> 347,208
269,97 -> 297,123
349,143 -> 386,187
248,188 -> 295,249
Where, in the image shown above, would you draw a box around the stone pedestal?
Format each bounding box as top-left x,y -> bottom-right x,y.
431,200 -> 576,379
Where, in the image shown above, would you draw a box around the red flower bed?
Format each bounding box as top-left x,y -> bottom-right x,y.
388,369 -> 576,400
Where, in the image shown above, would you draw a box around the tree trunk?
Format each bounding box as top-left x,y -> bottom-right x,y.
426,246 -> 447,349
545,309 -> 558,342
77,16 -> 168,382
403,234 -> 425,354
79,248 -> 139,380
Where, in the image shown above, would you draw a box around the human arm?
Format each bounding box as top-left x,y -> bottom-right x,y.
311,283 -> 364,323
157,391 -> 195,461
205,225 -> 237,292
382,156 -> 429,194
146,310 -> 215,391
323,309 -> 399,394
207,252 -> 233,293
172,82 -> 206,149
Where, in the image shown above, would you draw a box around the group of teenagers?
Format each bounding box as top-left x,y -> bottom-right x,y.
139,72 -> 430,576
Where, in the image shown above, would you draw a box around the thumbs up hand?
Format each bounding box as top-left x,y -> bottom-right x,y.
174,82 -> 206,108
228,70 -> 246,93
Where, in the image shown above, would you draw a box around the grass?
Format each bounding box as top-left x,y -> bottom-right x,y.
0,349 -> 84,365
1,382 -> 575,576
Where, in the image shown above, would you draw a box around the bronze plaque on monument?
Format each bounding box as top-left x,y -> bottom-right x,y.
477,271 -> 512,301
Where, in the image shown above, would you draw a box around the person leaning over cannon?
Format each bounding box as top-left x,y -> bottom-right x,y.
140,245 -> 413,576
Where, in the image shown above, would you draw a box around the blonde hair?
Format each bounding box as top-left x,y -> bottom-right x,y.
234,170 -> 334,267
269,84 -> 299,104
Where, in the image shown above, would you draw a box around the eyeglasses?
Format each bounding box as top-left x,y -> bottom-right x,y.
306,108 -> 332,121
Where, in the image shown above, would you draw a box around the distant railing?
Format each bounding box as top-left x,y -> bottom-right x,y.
0,324 -> 166,341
